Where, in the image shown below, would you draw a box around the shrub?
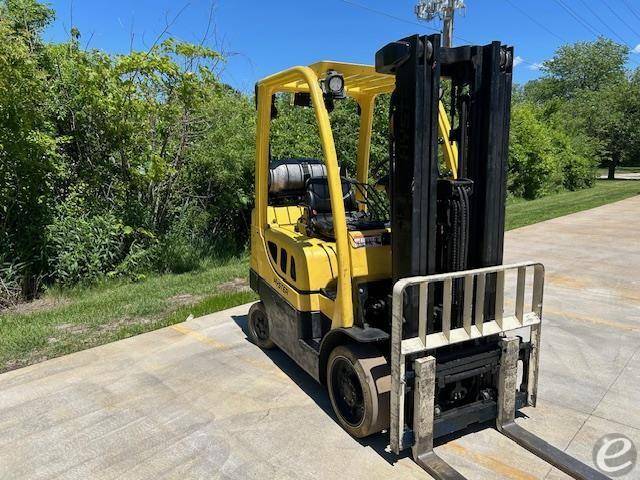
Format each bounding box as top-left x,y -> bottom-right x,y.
550,130 -> 597,191
508,103 -> 563,199
152,234 -> 203,274
0,261 -> 26,308
109,227 -> 158,281
46,201 -> 124,286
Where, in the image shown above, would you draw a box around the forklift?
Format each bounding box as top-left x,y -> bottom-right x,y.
248,34 -> 608,480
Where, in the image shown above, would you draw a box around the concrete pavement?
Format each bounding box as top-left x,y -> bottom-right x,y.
1,196 -> 639,479
598,173 -> 640,180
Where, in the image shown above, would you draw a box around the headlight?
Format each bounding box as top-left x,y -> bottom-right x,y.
324,70 -> 345,99
328,75 -> 344,93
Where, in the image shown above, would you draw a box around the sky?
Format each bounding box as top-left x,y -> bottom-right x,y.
44,0 -> 640,92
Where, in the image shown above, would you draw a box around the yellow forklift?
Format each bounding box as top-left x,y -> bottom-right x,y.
248,34 -> 607,480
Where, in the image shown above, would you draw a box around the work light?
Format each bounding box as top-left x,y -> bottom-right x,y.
323,70 -> 346,99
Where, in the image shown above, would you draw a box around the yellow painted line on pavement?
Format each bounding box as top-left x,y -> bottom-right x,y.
444,442 -> 538,480
171,324 -> 290,379
171,324 -> 230,351
543,306 -> 640,333
547,273 -> 640,303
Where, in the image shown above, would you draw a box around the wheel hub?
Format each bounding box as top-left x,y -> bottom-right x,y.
331,358 -> 365,427
253,312 -> 269,340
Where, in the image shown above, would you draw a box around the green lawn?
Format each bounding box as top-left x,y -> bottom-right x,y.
506,180 -> 640,230
0,257 -> 256,372
1,179 -> 638,373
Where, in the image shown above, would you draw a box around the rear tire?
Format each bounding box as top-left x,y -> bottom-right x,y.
326,344 -> 390,438
248,302 -> 276,349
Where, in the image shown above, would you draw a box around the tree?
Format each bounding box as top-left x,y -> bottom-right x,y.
509,102 -> 569,199
0,0 -> 58,295
626,68 -> 640,167
546,74 -> 639,180
542,38 -> 628,97
270,94 -> 390,179
522,37 -> 637,179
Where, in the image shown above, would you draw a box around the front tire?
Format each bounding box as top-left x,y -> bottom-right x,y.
326,344 -> 390,438
248,302 -> 276,349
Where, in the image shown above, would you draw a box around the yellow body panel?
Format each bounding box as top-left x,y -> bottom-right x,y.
255,66 -> 354,327
252,61 -> 455,330
251,206 -> 391,327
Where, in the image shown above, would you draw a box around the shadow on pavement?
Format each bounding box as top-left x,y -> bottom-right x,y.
231,313 -> 509,466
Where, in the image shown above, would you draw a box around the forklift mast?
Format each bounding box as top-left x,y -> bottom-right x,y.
376,35 -> 608,480
377,34 -> 514,334
377,34 -> 441,284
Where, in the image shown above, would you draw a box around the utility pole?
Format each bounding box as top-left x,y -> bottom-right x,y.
415,0 -> 466,47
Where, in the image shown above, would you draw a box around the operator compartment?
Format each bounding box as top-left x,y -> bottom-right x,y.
268,158 -> 389,236
266,158 -> 392,295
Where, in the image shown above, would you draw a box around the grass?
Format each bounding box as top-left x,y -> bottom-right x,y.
506,179 -> 640,230
1,179 -> 638,373
0,256 -> 256,372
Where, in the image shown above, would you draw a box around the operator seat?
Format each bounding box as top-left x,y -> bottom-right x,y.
304,177 -> 357,239
304,177 -> 387,239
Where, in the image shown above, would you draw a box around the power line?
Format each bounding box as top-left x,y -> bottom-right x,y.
340,0 -> 544,70
506,0 -> 638,67
575,0 -> 629,45
561,0 -> 640,66
573,0 -> 640,66
600,0 -> 640,38
621,0 -> 640,24
548,0 -> 640,66
551,0 -> 600,37
341,1 -> 438,34
339,0 -> 474,43
503,0 -> 566,42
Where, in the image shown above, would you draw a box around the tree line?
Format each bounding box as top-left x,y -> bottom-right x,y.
1,0 -> 638,306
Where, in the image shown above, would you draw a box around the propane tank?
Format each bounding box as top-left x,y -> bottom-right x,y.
269,161 -> 327,193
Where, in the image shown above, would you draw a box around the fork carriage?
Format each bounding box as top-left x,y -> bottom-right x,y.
391,264 -> 606,480
390,262 -> 544,454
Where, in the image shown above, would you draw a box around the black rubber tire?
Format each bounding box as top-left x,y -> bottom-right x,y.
326,344 -> 390,438
248,302 -> 276,349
